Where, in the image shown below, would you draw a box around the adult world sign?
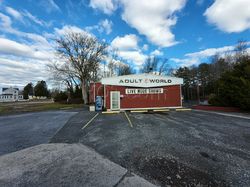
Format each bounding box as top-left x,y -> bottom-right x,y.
101,74 -> 183,88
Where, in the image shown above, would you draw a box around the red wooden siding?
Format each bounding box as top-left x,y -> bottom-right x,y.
105,85 -> 181,110
89,83 -> 182,110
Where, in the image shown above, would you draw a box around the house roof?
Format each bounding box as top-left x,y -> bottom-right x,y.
2,87 -> 19,92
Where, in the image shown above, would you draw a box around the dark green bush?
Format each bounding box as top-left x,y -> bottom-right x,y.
53,92 -> 68,102
208,93 -> 222,106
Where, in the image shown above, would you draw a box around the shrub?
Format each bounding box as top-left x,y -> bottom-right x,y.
208,94 -> 222,106
53,92 -> 68,102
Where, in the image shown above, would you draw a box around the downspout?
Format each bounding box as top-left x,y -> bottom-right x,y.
180,84 -> 182,107
94,82 -> 95,103
104,84 -> 106,109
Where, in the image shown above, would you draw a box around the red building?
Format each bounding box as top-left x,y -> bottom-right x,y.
89,74 -> 183,111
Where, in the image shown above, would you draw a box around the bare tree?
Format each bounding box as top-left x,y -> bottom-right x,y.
140,56 -> 171,75
53,31 -> 107,104
116,63 -> 134,75
234,40 -> 249,62
158,58 -> 171,75
107,60 -> 116,77
140,57 -> 157,73
106,49 -> 119,77
48,62 -> 78,101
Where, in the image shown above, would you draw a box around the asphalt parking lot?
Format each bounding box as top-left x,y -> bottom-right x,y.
51,110 -> 250,186
0,111 -> 77,156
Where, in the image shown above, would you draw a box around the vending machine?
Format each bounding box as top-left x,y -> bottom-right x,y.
95,96 -> 103,111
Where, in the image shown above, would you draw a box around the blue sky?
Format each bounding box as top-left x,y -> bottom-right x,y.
0,0 -> 249,88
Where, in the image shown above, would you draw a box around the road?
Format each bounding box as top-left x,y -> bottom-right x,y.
51,110 -> 250,186
0,111 -> 77,156
1,109 -> 250,186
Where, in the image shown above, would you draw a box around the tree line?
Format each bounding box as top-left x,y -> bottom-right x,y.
23,80 -> 83,103
48,31 -> 170,104
47,30 -> 249,110
174,41 -> 250,110
23,81 -> 49,99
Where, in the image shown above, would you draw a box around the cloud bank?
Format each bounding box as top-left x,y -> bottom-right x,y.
204,0 -> 250,33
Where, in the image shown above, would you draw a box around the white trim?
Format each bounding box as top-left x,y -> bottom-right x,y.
104,85 -> 106,108
180,84 -> 182,107
107,106 -> 183,111
93,83 -> 96,102
110,91 -> 120,110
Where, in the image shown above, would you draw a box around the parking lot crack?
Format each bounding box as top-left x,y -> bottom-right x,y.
113,170 -> 130,187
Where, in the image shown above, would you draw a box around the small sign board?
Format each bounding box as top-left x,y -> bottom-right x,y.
125,88 -> 163,94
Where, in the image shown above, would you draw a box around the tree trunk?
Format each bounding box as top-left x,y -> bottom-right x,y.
81,80 -> 88,104
67,90 -> 71,104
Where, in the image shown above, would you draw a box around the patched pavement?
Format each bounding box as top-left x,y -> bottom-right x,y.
0,143 -> 157,187
0,110 -> 77,156
50,110 -> 250,186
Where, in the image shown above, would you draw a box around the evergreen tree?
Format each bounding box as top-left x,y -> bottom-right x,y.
34,80 -> 49,97
217,58 -> 250,110
23,83 -> 33,99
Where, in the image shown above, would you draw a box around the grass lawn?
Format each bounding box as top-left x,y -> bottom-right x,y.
0,101 -> 84,115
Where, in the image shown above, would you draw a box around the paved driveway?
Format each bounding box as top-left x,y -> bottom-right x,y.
51,110 -> 250,186
0,111 -> 77,156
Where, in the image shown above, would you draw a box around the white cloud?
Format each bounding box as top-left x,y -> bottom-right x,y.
0,38 -> 53,60
40,0 -> 61,13
0,13 -> 13,30
23,10 -> 50,27
0,16 -> 100,88
5,6 -> 23,21
185,45 -> 234,58
89,0 -> 186,47
204,0 -> 250,33
98,19 -> 112,34
170,57 -> 200,67
118,51 -> 147,66
89,0 -> 117,15
86,19 -> 113,35
111,34 -> 147,66
111,34 -> 138,50
151,49 -> 163,56
171,45 -> 236,67
0,21 -> 101,87
54,25 -> 91,37
5,7 -> 50,27
0,13 -> 52,49
2,8 -> 51,29
120,0 -> 186,47
0,57 -> 49,88
142,44 -> 148,51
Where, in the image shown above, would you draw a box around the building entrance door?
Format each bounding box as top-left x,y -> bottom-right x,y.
110,91 -> 120,110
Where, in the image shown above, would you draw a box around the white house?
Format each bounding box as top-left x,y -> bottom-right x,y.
0,87 -> 23,102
